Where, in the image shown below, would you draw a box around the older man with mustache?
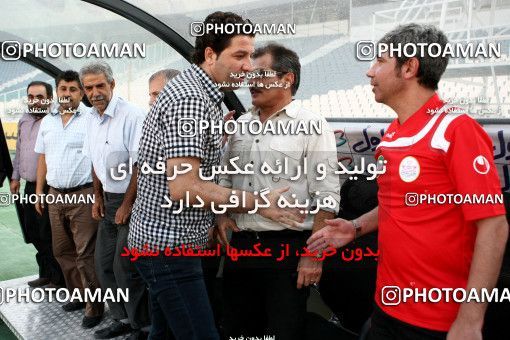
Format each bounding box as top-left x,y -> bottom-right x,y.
80,62 -> 150,340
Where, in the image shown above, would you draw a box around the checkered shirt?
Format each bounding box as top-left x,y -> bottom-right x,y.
128,64 -> 224,251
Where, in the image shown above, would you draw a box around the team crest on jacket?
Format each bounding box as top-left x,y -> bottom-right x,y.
473,155 -> 490,175
399,156 -> 420,182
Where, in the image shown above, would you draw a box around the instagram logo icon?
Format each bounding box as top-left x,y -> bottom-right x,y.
404,193 -> 419,206
381,286 -> 401,306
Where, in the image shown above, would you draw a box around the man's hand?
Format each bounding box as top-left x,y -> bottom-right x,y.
215,215 -> 240,246
297,256 -> 322,289
10,180 -> 20,194
447,318 -> 482,340
207,227 -> 218,248
306,218 -> 355,251
259,187 -> 304,229
92,195 -> 105,221
115,202 -> 132,225
446,215 -> 507,340
35,191 -> 45,215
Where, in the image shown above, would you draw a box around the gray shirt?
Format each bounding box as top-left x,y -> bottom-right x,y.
219,100 -> 340,231
12,113 -> 44,182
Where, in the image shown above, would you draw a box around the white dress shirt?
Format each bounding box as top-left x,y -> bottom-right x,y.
34,103 -> 92,189
82,95 -> 145,193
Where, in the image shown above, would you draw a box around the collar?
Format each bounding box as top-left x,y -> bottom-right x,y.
24,111 -> 47,120
191,64 -> 224,106
253,99 -> 299,119
423,93 -> 444,115
50,105 -> 83,117
90,94 -> 119,118
281,100 -> 300,118
396,93 -> 444,127
393,93 -> 445,135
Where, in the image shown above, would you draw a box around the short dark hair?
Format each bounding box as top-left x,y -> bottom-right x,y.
252,43 -> 301,96
26,81 -> 53,98
55,70 -> 83,90
191,11 -> 255,65
378,23 -> 449,90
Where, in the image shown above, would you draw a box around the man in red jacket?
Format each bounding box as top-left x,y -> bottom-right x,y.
307,23 -> 508,340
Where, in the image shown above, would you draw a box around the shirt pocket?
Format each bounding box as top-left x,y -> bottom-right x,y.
267,137 -> 304,182
67,132 -> 85,152
228,135 -> 253,169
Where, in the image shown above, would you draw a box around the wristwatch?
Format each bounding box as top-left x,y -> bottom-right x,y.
352,219 -> 362,240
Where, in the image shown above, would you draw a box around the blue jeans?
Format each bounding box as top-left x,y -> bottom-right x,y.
134,256 -> 219,340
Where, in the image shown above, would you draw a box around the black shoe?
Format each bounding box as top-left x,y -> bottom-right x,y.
125,329 -> 149,340
28,277 -> 50,287
94,321 -> 133,339
82,314 -> 103,328
62,301 -> 86,312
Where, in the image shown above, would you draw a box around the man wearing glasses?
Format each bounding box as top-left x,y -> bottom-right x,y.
11,81 -> 64,289
217,43 -> 340,340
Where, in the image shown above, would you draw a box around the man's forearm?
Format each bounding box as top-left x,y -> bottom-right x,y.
168,158 -> 259,212
92,167 -> 103,198
356,206 -> 379,237
12,155 -> 20,181
169,157 -> 296,216
12,127 -> 21,180
311,209 -> 336,233
181,179 -> 259,213
454,215 -> 508,328
35,154 -> 47,194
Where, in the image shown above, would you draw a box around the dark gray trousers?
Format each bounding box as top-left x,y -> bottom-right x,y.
95,192 -> 149,329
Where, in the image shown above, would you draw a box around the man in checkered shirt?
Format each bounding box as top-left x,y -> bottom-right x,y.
128,11 -> 303,340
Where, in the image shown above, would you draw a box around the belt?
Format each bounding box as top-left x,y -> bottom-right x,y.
51,182 -> 93,194
104,192 -> 125,200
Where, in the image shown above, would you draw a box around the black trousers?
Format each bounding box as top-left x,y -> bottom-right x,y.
202,255 -> 223,335
222,230 -> 311,340
482,273 -> 510,340
367,305 -> 447,340
24,181 -> 64,285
